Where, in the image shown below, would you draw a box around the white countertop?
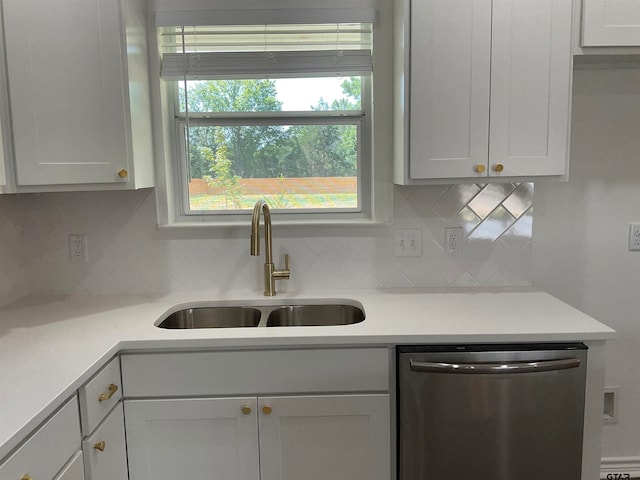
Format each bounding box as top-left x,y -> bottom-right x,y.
0,288 -> 615,461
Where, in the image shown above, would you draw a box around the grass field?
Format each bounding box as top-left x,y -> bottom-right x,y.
189,193 -> 358,211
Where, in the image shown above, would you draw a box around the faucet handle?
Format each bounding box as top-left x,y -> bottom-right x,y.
273,254 -> 291,281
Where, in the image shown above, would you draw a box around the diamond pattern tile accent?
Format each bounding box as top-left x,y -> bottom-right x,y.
431,184 -> 482,220
502,183 -> 534,219
467,183 -> 517,219
468,206 -> 516,242
0,182 -> 534,303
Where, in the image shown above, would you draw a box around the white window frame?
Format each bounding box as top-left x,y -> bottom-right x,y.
171,76 -> 372,223
151,8 -> 393,229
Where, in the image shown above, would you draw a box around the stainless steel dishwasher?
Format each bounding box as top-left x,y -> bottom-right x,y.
397,343 -> 587,480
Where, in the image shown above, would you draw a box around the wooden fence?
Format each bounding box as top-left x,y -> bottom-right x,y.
189,177 -> 357,196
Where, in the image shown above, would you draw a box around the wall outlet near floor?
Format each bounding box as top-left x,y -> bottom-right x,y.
445,227 -> 463,256
603,386 -> 620,424
69,234 -> 88,263
394,229 -> 422,257
629,224 -> 640,251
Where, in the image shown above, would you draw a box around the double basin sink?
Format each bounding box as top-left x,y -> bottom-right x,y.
156,300 -> 365,329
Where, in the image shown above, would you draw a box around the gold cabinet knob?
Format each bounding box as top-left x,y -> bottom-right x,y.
241,405 -> 252,415
98,384 -> 119,402
93,441 -> 106,452
118,169 -> 128,178
262,405 -> 272,415
474,164 -> 486,173
21,475 -> 33,480
493,163 -> 504,172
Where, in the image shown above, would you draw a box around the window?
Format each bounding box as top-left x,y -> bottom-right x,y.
160,21 -> 375,222
153,7 -> 394,227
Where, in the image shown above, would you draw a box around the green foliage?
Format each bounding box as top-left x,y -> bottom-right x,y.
266,175 -> 291,209
183,77 -> 362,181
201,129 -> 245,209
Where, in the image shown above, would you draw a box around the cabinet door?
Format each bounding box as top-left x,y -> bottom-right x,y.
408,0 -> 491,179
124,397 -> 260,480
54,452 -> 85,480
82,403 -> 127,480
0,110 -> 6,188
258,394 -> 390,480
0,19 -> 7,190
489,0 -> 572,177
582,0 -> 640,46
0,397 -> 81,480
3,0 -> 130,186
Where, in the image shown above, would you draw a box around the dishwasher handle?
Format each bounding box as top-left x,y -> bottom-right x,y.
409,357 -> 581,374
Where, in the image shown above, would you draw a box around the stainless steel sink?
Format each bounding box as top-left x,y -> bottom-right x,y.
265,304 -> 365,327
157,307 -> 262,329
156,301 -> 365,329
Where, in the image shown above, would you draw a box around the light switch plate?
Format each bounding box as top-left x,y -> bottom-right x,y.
394,229 -> 422,257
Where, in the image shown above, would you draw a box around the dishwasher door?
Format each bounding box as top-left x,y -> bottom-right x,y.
397,344 -> 587,480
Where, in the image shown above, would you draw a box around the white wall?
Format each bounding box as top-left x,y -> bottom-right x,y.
533,66 -> 640,459
0,183 -> 532,300
0,195 -> 27,305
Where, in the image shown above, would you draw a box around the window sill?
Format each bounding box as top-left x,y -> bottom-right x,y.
157,216 -> 389,232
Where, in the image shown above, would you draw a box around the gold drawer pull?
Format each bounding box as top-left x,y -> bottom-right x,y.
493,163 -> 504,172
118,169 -> 128,178
262,405 -> 272,415
93,441 -> 106,452
21,474 -> 33,480
474,164 -> 486,173
98,383 -> 119,402
241,405 -> 252,415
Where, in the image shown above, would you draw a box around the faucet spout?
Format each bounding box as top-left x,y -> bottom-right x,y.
250,199 -> 272,263
250,200 -> 290,296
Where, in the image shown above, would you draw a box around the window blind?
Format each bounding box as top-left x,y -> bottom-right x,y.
160,23 -> 373,80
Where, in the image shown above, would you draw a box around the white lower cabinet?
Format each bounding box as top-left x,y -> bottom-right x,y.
0,397 -> 82,480
125,394 -> 390,480
82,404 -> 128,480
258,394 -> 390,480
125,397 -> 260,480
54,452 -> 85,480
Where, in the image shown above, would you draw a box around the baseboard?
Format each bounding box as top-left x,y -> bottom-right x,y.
601,457 -> 640,479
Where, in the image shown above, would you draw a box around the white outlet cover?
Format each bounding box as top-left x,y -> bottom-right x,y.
630,224 -> 640,251
69,234 -> 88,263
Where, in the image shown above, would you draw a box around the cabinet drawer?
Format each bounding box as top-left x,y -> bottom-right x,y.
54,451 -> 84,480
82,404 -> 127,480
0,396 -> 81,480
79,356 -> 122,435
122,348 -> 390,397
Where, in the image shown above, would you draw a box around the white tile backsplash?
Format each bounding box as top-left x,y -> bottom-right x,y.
0,183 -> 533,302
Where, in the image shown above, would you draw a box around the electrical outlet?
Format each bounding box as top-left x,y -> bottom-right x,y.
394,229 -> 422,257
445,227 -> 463,256
630,224 -> 640,251
69,234 -> 88,263
603,386 -> 620,424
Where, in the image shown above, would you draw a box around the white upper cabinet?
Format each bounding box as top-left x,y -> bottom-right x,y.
2,0 -> 153,190
394,0 -> 573,183
0,19 -> 10,192
0,109 -> 6,190
406,0 -> 492,180
582,0 -> 640,46
489,0 -> 572,177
